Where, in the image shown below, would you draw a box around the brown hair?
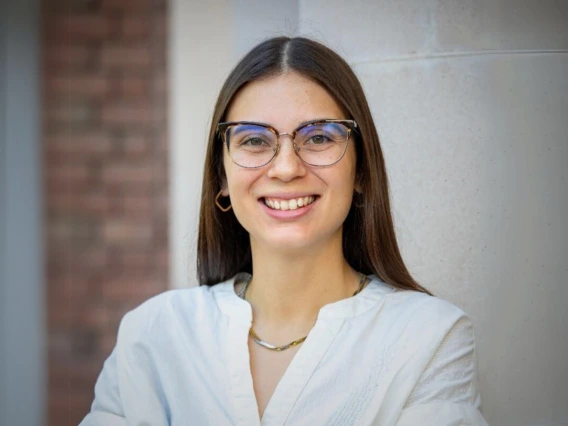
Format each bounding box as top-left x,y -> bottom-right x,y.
197,36 -> 430,294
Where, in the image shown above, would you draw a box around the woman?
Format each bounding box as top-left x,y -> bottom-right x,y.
81,37 -> 488,425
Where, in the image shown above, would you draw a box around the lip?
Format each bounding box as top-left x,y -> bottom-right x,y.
258,194 -> 319,220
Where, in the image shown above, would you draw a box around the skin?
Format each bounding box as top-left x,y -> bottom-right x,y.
221,72 -> 364,419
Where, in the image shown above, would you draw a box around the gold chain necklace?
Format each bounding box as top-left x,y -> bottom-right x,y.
238,273 -> 367,351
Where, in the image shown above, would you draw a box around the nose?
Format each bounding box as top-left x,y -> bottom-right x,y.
266,134 -> 306,181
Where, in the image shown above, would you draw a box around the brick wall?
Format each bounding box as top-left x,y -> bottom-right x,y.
43,0 -> 168,424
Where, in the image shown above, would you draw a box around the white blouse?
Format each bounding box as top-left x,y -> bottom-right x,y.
80,274 -> 488,426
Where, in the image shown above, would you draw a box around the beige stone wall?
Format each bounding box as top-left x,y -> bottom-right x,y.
170,1 -> 567,424
297,1 -> 567,425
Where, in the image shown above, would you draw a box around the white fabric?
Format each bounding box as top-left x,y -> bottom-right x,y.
80,274 -> 488,426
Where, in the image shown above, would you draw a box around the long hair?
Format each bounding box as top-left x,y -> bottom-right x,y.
197,36 -> 430,294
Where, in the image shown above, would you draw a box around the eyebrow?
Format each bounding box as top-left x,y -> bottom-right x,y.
297,118 -> 337,127
230,123 -> 272,137
232,118 -> 341,132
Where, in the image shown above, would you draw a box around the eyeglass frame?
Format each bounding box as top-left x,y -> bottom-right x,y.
217,118 -> 358,169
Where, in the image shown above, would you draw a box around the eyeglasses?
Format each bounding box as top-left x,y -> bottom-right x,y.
217,119 -> 358,168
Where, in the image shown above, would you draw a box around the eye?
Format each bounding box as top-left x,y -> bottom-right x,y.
306,134 -> 332,145
240,137 -> 269,147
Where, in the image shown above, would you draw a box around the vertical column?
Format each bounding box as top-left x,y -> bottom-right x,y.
168,0 -> 232,288
1,0 -> 45,425
43,0 -> 169,424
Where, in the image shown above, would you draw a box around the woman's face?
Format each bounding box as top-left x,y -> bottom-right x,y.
221,72 -> 357,253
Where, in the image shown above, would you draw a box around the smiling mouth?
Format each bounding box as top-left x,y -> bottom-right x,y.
262,196 -> 317,211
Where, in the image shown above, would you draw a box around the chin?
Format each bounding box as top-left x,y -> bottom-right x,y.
252,226 -> 342,254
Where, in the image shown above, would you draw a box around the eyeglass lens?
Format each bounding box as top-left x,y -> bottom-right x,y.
225,122 -> 350,168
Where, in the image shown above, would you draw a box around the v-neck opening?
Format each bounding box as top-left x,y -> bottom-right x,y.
214,273 -> 395,425
259,316 -> 344,425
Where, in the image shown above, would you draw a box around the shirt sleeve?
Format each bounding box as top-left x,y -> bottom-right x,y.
78,347 -> 127,426
396,315 -> 489,426
79,307 -> 170,426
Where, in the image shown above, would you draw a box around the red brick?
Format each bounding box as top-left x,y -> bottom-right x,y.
155,248 -> 169,274
44,0 -> 101,13
120,249 -> 153,271
156,130 -> 168,152
100,45 -> 152,70
102,162 -> 154,185
81,303 -> 113,329
123,195 -> 153,218
44,45 -> 96,71
48,276 -> 95,327
48,192 -> 110,215
47,15 -> 112,41
100,331 -> 118,357
49,360 -> 101,393
49,328 -> 98,360
154,191 -> 168,215
46,101 -> 97,127
44,3 -> 168,420
154,71 -> 167,96
46,132 -> 113,157
101,103 -> 153,126
102,218 -> 153,245
48,390 -> 94,426
152,13 -> 167,40
46,74 -> 110,99
102,273 -> 163,303
48,247 -> 107,274
152,215 -> 168,243
49,301 -> 105,329
121,15 -> 151,39
46,163 -> 94,193
121,77 -> 148,99
122,133 -> 150,155
100,0 -> 153,11
47,216 -> 96,245
49,274 -> 91,300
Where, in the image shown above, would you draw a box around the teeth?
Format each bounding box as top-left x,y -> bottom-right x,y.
264,196 -> 315,211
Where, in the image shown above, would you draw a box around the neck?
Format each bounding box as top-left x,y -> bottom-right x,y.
245,237 -> 361,330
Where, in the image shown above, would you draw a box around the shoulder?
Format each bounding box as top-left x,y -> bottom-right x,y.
380,288 -> 474,347
386,288 -> 469,324
117,281 -> 231,343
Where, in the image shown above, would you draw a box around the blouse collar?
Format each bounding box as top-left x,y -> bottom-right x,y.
212,273 -> 396,321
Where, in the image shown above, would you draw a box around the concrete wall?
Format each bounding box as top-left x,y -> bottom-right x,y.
170,1 -> 568,425
0,0 -> 45,425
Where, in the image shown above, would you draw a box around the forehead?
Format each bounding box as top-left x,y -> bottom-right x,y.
225,72 -> 345,127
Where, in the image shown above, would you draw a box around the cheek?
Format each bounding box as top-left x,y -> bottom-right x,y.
224,168 -> 262,209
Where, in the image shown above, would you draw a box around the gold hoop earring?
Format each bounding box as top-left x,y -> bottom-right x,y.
215,190 -> 232,212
